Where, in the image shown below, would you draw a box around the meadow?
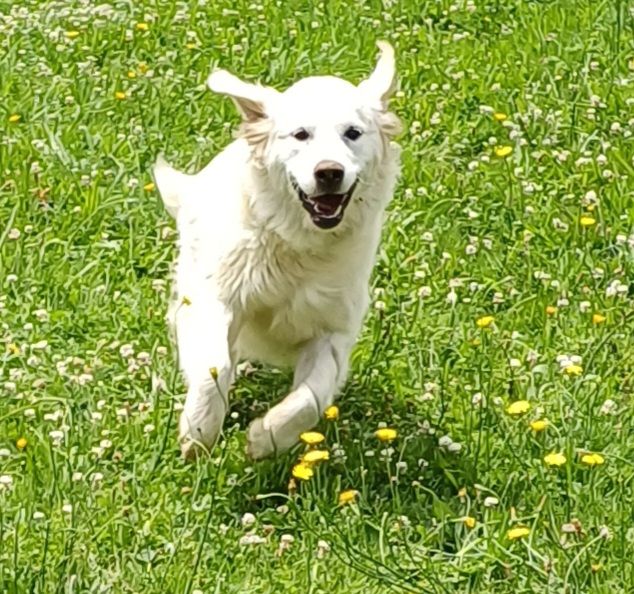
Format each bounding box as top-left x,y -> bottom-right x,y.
1,0 -> 633,592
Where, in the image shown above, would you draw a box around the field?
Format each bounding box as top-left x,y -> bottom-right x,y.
1,0 -> 634,592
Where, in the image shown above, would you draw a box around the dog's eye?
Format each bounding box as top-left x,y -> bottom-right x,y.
344,127 -> 362,141
292,128 -> 310,141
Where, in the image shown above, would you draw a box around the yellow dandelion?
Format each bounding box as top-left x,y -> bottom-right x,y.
185,43 -> 197,50
16,437 -> 27,450
563,364 -> 583,376
115,91 -> 127,100
143,182 -> 155,192
375,428 -> 398,442
324,405 -> 339,421
8,343 -> 20,355
530,419 -> 548,432
8,114 -> 21,123
580,216 -> 596,227
135,22 -> 149,31
338,489 -> 358,505
493,112 -> 507,121
302,450 -> 330,464
507,526 -> 530,540
592,313 -> 606,325
476,315 -> 495,329
291,463 -> 313,481
299,431 -> 325,446
545,305 -> 557,316
463,516 -> 476,529
544,452 -> 566,467
127,70 -> 137,79
494,145 -> 513,158
65,31 -> 80,39
506,400 -> 530,416
581,453 -> 605,467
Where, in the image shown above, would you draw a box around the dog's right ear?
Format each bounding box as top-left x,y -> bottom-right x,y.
207,70 -> 279,122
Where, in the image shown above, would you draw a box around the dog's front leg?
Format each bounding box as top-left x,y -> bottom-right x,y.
247,333 -> 352,459
176,297 -> 234,460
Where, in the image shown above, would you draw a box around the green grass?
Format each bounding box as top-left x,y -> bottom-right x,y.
1,0 -> 634,592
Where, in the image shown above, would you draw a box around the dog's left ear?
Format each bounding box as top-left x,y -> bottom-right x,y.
358,41 -> 396,110
207,70 -> 279,122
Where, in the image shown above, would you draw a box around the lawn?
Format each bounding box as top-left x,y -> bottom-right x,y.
1,0 -> 633,592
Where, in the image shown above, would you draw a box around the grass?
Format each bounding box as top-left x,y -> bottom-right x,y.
1,0 -> 633,592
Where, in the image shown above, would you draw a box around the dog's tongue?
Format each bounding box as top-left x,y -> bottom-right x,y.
313,194 -> 342,216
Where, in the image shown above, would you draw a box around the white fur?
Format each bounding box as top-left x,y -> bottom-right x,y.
155,42 -> 401,460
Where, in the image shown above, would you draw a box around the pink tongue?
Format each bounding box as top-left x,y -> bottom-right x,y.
314,195 -> 340,215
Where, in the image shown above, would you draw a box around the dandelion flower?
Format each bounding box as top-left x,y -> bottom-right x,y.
8,114 -> 21,123
65,31 -> 80,39
592,313 -> 606,324
563,364 -> 583,376
545,305 -> 557,316
16,438 -> 27,450
115,91 -> 127,100
507,526 -> 530,540
302,450 -> 330,464
299,431 -> 325,446
580,216 -> 596,227
476,315 -> 495,329
493,112 -> 507,121
544,452 -> 566,467
143,182 -> 155,192
463,516 -> 476,529
375,428 -> 398,442
506,400 -> 530,415
127,71 -> 137,78
324,405 -> 339,420
530,419 -> 548,432
338,489 -> 358,505
494,145 -> 513,158
135,22 -> 149,31
291,463 -> 313,481
581,453 -> 605,466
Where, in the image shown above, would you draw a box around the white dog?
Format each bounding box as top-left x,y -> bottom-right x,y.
154,42 -> 401,460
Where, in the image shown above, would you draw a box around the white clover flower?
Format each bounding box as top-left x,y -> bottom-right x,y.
239,534 -> 266,546
49,430 -> 64,444
438,435 -> 453,448
241,513 -> 256,528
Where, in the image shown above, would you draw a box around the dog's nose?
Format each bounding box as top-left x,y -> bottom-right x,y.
314,161 -> 344,189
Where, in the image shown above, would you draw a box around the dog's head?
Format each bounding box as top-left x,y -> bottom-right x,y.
208,42 -> 400,233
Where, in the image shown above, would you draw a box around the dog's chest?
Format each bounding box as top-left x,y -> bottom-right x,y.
217,234 -> 355,362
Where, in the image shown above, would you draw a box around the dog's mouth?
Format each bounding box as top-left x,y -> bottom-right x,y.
292,179 -> 357,229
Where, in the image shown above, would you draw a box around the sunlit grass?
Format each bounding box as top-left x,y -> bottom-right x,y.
1,0 -> 633,592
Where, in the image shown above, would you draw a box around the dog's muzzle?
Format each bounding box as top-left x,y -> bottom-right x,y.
291,179 -> 358,230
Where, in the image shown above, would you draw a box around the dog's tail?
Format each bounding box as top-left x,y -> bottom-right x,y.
154,155 -> 187,219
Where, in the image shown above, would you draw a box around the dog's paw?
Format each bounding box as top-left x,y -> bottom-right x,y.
180,438 -> 210,462
246,418 -> 276,460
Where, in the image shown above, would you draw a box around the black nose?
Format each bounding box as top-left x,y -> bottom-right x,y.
314,160 -> 344,189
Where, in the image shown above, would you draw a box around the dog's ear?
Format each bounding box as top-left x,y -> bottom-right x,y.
358,41 -> 396,109
207,70 -> 279,122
